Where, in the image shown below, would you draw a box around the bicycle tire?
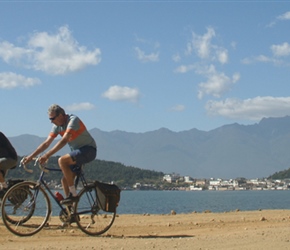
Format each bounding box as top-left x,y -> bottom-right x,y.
74,185 -> 116,236
1,181 -> 52,237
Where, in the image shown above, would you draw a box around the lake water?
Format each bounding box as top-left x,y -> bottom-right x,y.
52,190 -> 290,214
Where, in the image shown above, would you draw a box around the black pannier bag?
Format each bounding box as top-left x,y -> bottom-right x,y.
6,179 -> 28,205
95,181 -> 121,212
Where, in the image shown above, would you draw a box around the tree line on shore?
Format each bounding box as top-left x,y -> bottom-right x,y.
7,156 -> 164,188
7,156 -> 290,189
268,168 -> 290,180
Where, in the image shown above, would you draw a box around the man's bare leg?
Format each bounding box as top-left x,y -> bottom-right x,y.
58,154 -> 78,201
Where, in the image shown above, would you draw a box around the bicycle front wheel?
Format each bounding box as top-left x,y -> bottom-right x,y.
74,185 -> 116,236
1,181 -> 51,236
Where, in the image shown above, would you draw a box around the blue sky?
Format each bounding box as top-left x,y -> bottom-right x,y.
1,1 -> 290,137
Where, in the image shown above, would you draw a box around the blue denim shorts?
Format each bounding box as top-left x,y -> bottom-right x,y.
69,146 -> 97,173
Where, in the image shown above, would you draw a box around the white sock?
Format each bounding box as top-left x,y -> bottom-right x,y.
68,186 -> 77,196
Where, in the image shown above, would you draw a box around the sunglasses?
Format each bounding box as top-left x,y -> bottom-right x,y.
49,114 -> 59,121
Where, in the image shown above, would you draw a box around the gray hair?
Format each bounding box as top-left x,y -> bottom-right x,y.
48,104 -> 65,116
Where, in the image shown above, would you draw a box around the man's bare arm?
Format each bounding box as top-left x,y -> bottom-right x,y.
44,132 -> 70,159
23,135 -> 54,164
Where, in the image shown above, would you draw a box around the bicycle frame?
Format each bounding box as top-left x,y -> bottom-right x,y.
35,165 -> 90,216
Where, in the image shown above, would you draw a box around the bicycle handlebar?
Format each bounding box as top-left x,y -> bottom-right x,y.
37,158 -> 49,173
20,157 -> 49,173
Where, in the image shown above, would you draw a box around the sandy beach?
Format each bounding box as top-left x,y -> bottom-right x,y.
1,209 -> 290,249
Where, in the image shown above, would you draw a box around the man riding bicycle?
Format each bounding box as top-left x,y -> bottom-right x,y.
23,104 -> 97,204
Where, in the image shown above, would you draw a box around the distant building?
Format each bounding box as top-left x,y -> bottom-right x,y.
195,179 -> 207,186
184,176 -> 193,183
163,174 -> 180,183
133,183 -> 141,189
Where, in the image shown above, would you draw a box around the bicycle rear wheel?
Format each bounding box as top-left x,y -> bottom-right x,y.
1,181 -> 51,236
74,185 -> 116,236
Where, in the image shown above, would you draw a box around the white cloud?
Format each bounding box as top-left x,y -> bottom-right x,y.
187,26 -> 229,65
206,96 -> 290,120
216,48 -> 228,64
174,64 -> 240,99
231,41 -> 237,49
134,47 -> 159,63
29,26 -> 101,74
133,36 -> 160,63
170,104 -> 185,112
190,27 -> 216,59
0,25 -> 101,75
174,64 -> 195,73
241,54 -> 284,65
66,102 -> 95,111
102,85 -> 140,102
134,35 -> 160,49
197,65 -> 240,99
172,53 -> 181,62
277,11 -> 290,20
271,42 -> 290,57
176,27 -> 234,99
0,41 -> 28,64
267,11 -> 290,27
242,42 -> 290,66
254,55 -> 272,63
0,72 -> 40,89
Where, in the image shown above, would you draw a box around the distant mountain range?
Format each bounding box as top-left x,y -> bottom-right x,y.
8,116 -> 290,179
